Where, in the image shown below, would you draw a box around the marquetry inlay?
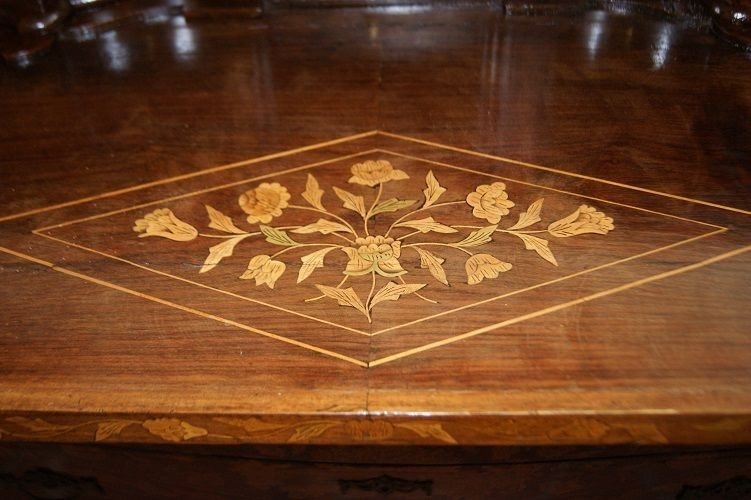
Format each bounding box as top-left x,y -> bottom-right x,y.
131,159 -> 615,323
1,131 -> 748,367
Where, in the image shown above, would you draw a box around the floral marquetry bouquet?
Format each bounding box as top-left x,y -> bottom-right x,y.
134,159 -> 614,322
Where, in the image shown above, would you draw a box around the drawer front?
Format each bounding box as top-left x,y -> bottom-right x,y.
1,444 -> 751,499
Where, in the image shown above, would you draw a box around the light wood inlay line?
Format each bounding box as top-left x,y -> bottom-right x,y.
0,131 -> 380,224
32,226 -> 729,351
34,149 -> 382,233
369,244 -> 751,366
120,161 -> 620,322
378,132 -> 751,216
377,149 -> 727,230
0,245 -> 369,368
371,228 -> 728,336
3,133 -> 747,366
33,231 -> 371,336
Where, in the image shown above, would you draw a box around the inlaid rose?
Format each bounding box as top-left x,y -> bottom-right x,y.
348,159 -> 409,187
238,182 -> 291,224
466,182 -> 515,224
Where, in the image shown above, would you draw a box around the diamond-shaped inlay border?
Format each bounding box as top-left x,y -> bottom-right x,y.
1,131 -> 749,367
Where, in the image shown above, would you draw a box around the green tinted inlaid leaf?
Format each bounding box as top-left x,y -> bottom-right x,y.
260,225 -> 298,246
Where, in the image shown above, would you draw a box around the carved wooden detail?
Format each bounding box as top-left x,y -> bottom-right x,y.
61,0 -> 185,43
0,0 -> 261,67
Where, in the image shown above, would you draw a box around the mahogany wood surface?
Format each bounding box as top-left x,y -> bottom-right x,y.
0,4 -> 750,462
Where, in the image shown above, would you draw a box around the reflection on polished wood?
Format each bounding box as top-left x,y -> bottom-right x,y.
0,3 -> 750,498
1,0 -> 751,67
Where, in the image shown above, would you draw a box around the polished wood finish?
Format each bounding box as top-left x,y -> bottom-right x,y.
60,0 -> 185,43
183,0 -> 262,18
0,5 -> 750,497
0,0 -> 750,68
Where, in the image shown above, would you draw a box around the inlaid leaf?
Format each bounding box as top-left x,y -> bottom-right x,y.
205,205 -> 245,234
423,170 -> 446,208
395,422 -> 457,444
369,282 -> 427,309
298,247 -> 336,283
315,285 -> 368,316
287,421 -> 340,443
200,235 -> 245,273
260,225 -> 297,246
180,422 -> 209,441
95,421 -> 134,442
214,417 -> 290,435
465,253 -> 512,285
455,225 -> 498,247
507,199 -> 544,231
341,247 -> 373,276
302,173 -> 326,211
370,198 -> 417,217
377,258 -> 407,277
333,186 -> 366,217
6,417 -> 71,433
413,247 -> 448,285
395,217 -> 458,234
292,219 -> 351,235
514,233 -> 558,266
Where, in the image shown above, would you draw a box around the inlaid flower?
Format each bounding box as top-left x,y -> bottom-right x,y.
343,235 -> 406,278
238,182 -> 291,224
348,160 -> 409,187
133,208 -> 198,241
240,255 -> 286,288
466,182 -> 515,224
142,418 -> 208,442
465,253 -> 512,285
547,205 -> 614,237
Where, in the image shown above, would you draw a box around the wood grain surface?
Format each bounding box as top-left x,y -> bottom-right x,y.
0,7 -> 750,449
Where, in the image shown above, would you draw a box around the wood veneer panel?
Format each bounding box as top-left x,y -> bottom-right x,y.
0,9 -> 749,446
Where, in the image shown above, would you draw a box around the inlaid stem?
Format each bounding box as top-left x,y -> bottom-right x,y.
288,204 -> 358,236
404,242 -> 474,256
386,200 -> 466,237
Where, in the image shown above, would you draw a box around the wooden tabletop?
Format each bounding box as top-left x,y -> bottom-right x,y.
1,7 -> 750,447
